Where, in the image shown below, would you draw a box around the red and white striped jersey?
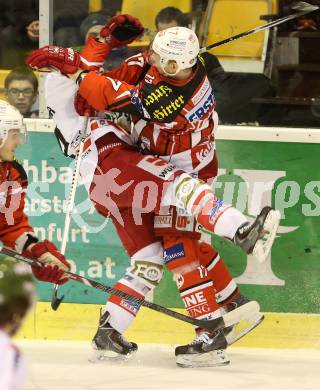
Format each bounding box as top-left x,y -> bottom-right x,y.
45,72 -> 134,191
0,160 -> 34,250
79,40 -> 218,177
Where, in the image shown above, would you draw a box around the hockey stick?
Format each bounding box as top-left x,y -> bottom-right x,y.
199,1 -> 319,54
51,115 -> 89,311
0,245 -> 259,332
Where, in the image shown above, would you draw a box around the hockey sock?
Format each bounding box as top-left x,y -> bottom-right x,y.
198,242 -> 240,306
164,236 -> 221,320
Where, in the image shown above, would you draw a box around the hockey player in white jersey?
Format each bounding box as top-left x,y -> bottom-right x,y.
0,257 -> 35,390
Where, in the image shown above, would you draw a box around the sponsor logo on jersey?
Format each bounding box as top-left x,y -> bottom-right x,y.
144,85 -> 173,106
129,261 -> 163,285
175,274 -> 184,289
187,89 -> 215,122
191,78 -> 211,106
142,83 -> 185,122
137,156 -> 177,181
158,165 -> 176,178
154,214 -> 173,228
195,141 -> 214,163
164,243 -> 185,264
130,89 -> 151,119
209,198 -> 225,223
152,95 -> 185,121
182,291 -> 213,317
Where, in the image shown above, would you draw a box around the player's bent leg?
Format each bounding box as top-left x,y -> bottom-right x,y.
91,242 -> 164,361
173,174 -> 280,263
163,236 -> 229,368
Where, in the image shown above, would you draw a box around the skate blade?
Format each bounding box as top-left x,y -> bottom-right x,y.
89,348 -> 137,363
225,312 -> 264,345
176,349 -> 230,368
253,209 -> 281,263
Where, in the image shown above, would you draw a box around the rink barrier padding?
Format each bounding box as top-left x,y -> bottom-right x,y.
17,302 -> 320,349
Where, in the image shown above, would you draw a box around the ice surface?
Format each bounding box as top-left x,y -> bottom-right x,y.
19,340 -> 320,390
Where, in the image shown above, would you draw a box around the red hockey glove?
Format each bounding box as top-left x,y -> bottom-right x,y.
74,92 -> 97,116
24,240 -> 70,285
100,14 -> 144,48
26,46 -> 81,74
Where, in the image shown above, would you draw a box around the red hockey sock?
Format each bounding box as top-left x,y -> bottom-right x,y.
163,236 -> 221,319
198,242 -> 240,306
176,267 -> 221,319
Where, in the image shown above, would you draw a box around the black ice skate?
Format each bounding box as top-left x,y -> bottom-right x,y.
90,309 -> 138,362
222,294 -> 264,345
234,206 -> 281,262
175,329 -> 230,368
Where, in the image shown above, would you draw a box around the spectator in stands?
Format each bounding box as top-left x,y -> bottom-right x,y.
26,20 -> 39,42
4,66 -> 38,118
79,12 -> 128,71
80,12 -> 107,43
0,0 -> 39,68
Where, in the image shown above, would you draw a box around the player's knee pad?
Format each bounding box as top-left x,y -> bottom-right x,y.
125,242 -> 164,292
163,236 -> 201,275
173,173 -> 214,215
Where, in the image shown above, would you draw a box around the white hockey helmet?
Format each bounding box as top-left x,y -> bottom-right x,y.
0,99 -> 26,148
152,26 -> 200,75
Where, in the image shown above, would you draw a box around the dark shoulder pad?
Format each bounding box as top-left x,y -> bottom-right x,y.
10,160 -> 28,184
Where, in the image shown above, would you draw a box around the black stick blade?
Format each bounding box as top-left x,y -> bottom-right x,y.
51,292 -> 64,311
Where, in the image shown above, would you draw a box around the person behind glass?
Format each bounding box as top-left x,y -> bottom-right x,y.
4,66 -> 39,118
154,6 -> 231,122
80,13 -> 108,43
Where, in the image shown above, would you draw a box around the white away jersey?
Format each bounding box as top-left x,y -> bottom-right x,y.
45,72 -> 134,190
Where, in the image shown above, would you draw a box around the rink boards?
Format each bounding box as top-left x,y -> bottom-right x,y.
15,120 -> 320,348
19,303 -> 320,348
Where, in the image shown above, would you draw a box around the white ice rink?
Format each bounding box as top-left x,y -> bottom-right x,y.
20,341 -> 320,390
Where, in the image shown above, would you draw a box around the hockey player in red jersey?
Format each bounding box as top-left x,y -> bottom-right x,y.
75,20 -> 266,349
39,70 -> 279,368
0,99 -> 70,285
26,18 -> 280,367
